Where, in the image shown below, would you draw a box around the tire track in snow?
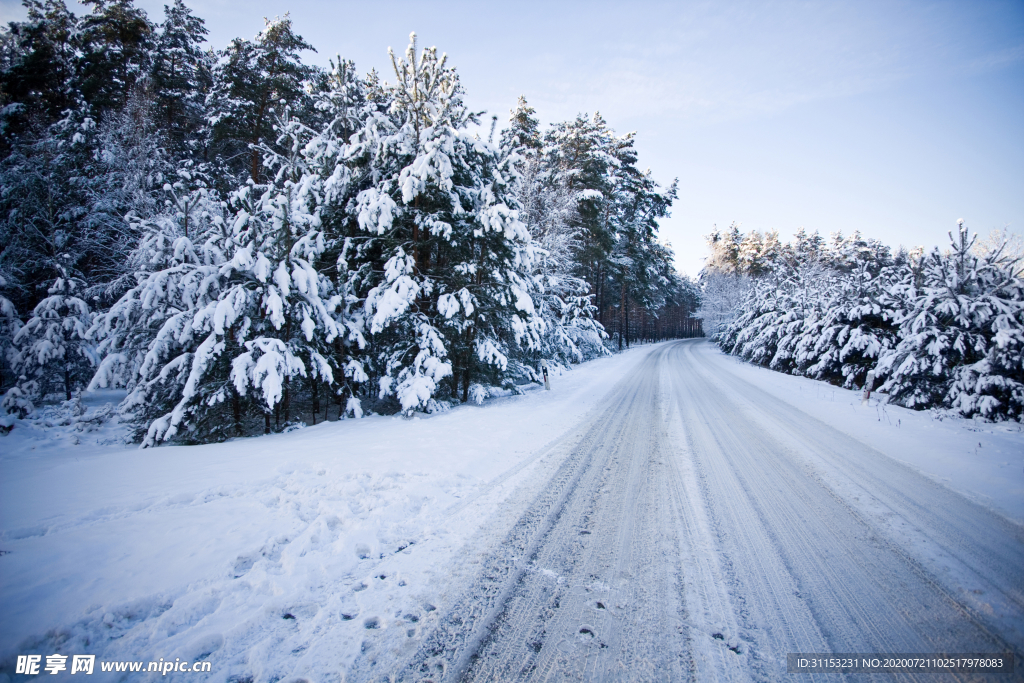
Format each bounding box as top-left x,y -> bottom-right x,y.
351,346 -> 692,681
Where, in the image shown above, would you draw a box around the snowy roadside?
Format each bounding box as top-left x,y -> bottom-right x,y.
699,343 -> 1024,525
0,344 -> 657,681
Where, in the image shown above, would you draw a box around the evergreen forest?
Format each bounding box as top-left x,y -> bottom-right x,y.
0,1 -> 700,443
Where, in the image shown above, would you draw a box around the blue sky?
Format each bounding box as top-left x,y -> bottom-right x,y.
3,0 -> 1021,275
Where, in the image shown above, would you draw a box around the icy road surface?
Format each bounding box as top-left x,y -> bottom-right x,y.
362,340 -> 1024,682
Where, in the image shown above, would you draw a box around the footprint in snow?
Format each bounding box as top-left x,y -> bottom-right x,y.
232,555 -> 256,578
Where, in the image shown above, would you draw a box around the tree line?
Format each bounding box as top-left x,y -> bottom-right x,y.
700,223 -> 1024,421
0,1 -> 698,442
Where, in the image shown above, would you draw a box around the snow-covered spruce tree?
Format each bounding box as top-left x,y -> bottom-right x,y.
9,274 -> 95,401
0,100 -> 111,316
1,2 -> 185,321
699,224 -> 750,338
714,227 -> 892,382
0,0 -> 82,146
0,0 -> 154,142
101,108 -> 352,445
519,160 -> 605,365
539,110 -> 685,349
878,223 -> 1024,419
347,35 -> 542,411
506,98 -> 605,368
298,56 -> 377,419
0,273 -> 22,393
721,259 -> 836,374
720,277 -> 784,367
310,56 -> 370,146
87,167 -> 231,398
793,258 -> 901,388
973,228 -> 1024,277
91,52 -> 377,443
88,81 -> 177,299
699,225 -> 788,336
222,114 -> 356,435
712,222 -> 1023,421
704,223 -> 744,274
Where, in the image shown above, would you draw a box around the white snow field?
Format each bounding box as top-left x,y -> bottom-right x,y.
1,340 -> 1022,682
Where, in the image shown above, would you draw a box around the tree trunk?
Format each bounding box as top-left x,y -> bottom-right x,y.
310,378 -> 319,426
250,147 -> 261,183
618,301 -> 626,350
451,360 -> 460,403
233,391 -> 243,436
283,376 -> 291,424
619,281 -> 626,351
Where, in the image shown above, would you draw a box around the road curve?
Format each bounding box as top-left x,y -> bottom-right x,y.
360,340 -> 1024,682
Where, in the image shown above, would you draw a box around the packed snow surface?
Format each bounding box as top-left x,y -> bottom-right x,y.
1,340 -> 1022,681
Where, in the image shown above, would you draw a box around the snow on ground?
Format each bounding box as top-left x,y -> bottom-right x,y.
0,347 -> 654,681
704,347 -> 1024,526
0,340 -> 1021,682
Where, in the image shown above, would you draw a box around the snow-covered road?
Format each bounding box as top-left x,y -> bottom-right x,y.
2,340 -> 1022,682
361,340 -> 1023,682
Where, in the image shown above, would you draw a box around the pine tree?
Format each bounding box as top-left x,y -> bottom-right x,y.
0,0 -> 81,145
0,103 -> 106,311
77,0 -> 155,116
502,96 -> 541,152
507,97 -> 604,367
699,224 -> 757,337
539,112 -> 683,349
9,275 -> 95,401
0,273 -> 22,391
738,230 -> 765,276
721,258 -> 836,373
206,15 -> 317,184
707,223 -> 743,274
878,222 -> 1024,419
697,269 -> 751,338
92,50 -> 378,443
716,221 -> 1022,422
151,0 -> 211,156
111,109 -> 352,445
88,167 -> 229,396
542,113 -> 620,312
795,259 -> 899,388
345,34 -> 542,411
90,80 -> 175,291
605,164 -> 677,350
